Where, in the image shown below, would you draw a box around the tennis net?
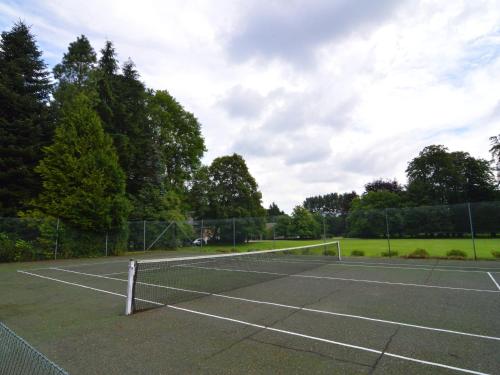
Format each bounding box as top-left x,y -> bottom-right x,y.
125,241 -> 341,314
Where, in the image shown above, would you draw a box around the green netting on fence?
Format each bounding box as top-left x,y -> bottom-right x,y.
0,322 -> 68,375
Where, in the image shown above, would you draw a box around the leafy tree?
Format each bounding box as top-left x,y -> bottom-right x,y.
0,21 -> 52,216
364,179 -> 403,194
148,90 -> 206,193
303,192 -> 357,236
190,154 -> 265,243
267,202 -> 284,217
303,192 -> 357,216
290,206 -> 321,239
346,191 -> 403,238
406,145 -> 496,205
34,93 -> 130,232
274,214 -> 292,238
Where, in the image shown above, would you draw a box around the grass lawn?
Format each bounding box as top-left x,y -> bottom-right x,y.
340,238 -> 500,259
173,237 -> 500,260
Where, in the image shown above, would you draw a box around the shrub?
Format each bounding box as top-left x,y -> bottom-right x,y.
446,249 -> 467,259
0,233 -> 37,262
351,250 -> 364,256
407,248 -> 429,258
492,250 -> 500,258
381,251 -> 398,257
324,249 -> 337,257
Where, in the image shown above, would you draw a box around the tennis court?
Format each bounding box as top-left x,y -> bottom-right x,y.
6,242 -> 500,374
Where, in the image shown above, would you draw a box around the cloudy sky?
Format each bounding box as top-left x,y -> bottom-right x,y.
1,0 -> 499,212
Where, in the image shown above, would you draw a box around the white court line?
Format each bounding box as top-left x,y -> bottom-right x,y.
16,270 -> 492,375
168,305 -> 491,375
180,264 -> 500,293
49,267 -> 500,341
329,262 -> 493,274
487,272 -> 500,290
338,260 -> 500,271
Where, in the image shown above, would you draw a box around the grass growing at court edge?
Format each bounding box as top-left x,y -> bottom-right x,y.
181,237 -> 500,259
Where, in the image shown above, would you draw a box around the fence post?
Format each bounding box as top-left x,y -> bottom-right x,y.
233,218 -> 236,251
143,220 -> 146,252
54,218 -> 60,260
173,222 -> 177,249
273,222 -> 276,249
467,203 -> 477,261
385,209 -> 392,257
200,219 -> 203,249
105,232 -> 108,256
323,214 -> 327,255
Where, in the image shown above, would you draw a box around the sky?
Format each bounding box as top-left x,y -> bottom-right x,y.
1,0 -> 499,213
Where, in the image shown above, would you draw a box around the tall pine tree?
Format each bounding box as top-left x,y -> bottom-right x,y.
35,93 -> 130,231
0,22 -> 52,216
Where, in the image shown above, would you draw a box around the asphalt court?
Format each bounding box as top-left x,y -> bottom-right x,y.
17,255 -> 500,374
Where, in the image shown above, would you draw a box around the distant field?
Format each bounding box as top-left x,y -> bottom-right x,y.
175,237 -> 500,259
340,238 -> 499,259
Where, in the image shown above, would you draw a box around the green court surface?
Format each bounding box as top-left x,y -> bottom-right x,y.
1,246 -> 499,374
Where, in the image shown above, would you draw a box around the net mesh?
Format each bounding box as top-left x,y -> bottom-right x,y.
128,241 -> 341,313
0,322 -> 69,375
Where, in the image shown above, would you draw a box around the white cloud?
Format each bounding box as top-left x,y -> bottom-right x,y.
1,0 -> 499,213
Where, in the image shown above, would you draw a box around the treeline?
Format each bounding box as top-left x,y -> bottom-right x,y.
0,22 -> 264,256
269,144 -> 500,238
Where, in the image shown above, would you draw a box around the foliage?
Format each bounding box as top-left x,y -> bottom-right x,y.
492,250 -> 500,258
267,202 -> 284,217
290,206 -> 321,239
351,250 -> 364,256
53,35 -> 96,86
446,249 -> 467,258
34,93 -> 130,232
190,154 -> 265,243
148,90 -> 206,193
365,179 -> 403,194
0,22 -> 52,216
381,250 -> 398,257
406,145 -> 496,205
406,248 -> 429,258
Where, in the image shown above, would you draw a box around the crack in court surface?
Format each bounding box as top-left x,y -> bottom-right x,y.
369,326 -> 401,374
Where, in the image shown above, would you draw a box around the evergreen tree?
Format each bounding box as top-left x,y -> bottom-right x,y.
0,21 -> 52,216
267,202 -> 284,217
53,35 -> 96,86
113,60 -> 160,196
35,93 -> 130,231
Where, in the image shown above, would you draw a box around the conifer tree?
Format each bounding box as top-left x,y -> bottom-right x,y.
35,93 -> 130,231
0,22 -> 52,216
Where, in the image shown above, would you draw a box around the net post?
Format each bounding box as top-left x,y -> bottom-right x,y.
125,260 -> 137,315
337,241 -> 342,261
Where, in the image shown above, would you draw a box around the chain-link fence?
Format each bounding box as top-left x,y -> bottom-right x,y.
0,201 -> 498,262
0,322 -> 69,375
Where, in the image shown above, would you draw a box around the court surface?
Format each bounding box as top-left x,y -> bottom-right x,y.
6,252 -> 500,374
